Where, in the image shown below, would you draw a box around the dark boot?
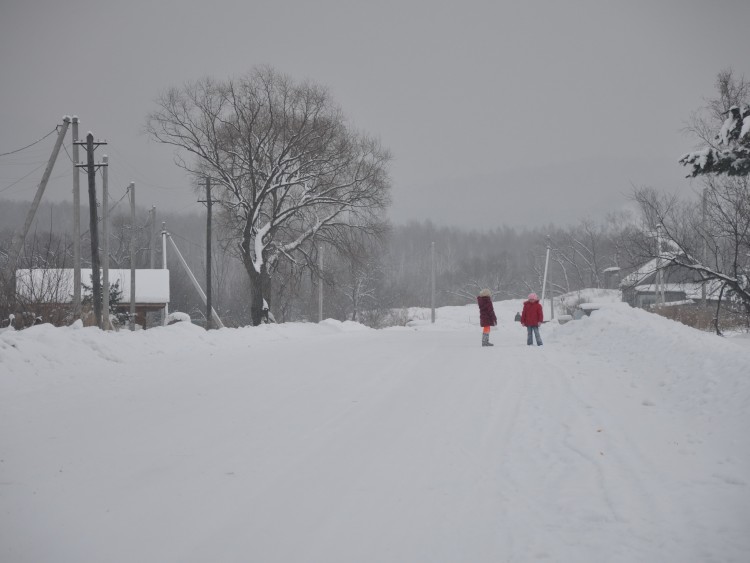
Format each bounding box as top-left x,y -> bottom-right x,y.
482,333 -> 494,347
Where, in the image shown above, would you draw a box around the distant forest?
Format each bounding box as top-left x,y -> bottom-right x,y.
0,198 -> 644,327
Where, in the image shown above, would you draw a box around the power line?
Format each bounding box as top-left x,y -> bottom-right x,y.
0,127 -> 58,157
0,161 -> 47,194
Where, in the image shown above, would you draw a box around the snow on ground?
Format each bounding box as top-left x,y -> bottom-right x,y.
1,299 -> 749,563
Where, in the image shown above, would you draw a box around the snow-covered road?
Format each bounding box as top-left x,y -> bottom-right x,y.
1,300 -> 748,562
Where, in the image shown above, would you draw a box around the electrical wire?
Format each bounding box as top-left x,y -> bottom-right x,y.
0,127 -> 58,157
0,161 -> 47,194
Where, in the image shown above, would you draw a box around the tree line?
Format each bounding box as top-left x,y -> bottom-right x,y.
1,67 -> 748,330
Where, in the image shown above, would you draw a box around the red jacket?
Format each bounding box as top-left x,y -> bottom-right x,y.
521,300 -> 543,327
477,296 -> 497,327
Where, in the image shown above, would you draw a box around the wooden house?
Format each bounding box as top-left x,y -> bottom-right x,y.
15,268 -> 170,328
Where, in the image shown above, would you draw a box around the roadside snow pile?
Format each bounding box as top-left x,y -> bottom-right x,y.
552,304 -> 750,414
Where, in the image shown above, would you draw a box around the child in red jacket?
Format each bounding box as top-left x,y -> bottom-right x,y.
521,293 -> 544,346
477,288 -> 497,347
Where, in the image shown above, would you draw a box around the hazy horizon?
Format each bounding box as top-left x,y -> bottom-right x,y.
1,0 -> 748,229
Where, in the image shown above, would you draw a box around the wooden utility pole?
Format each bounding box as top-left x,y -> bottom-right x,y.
5,118 -> 71,318
102,155 -> 110,330
542,236 -> 551,318
702,187 -> 708,306
87,134 -> 102,327
656,223 -> 664,305
162,222 -> 168,326
74,132 -> 107,328
205,177 -> 213,330
8,117 -> 71,275
319,247 -> 323,322
431,241 -> 435,323
129,182 -> 136,330
149,206 -> 156,269
71,116 -> 81,319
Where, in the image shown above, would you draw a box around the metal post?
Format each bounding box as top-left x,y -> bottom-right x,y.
129,182 -> 136,330
102,155 -> 110,330
162,222 -> 168,325
72,116 -> 81,320
431,241 -> 435,323
205,177 -> 213,330
318,247 -> 323,322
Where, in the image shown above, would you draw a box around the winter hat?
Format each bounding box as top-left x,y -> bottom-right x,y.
479,288 -> 492,297
528,293 -> 538,301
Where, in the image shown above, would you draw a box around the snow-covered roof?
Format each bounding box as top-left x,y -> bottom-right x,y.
16,269 -> 170,304
620,258 -> 660,287
620,251 -> 686,288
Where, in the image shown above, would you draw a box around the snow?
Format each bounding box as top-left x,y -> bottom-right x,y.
167,311 -> 191,324
1,299 -> 749,562
741,116 -> 750,141
719,112 -> 738,145
16,269 -> 170,303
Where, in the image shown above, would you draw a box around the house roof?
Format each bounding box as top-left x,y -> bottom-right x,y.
16,269 -> 170,304
633,280 -> 723,300
620,258 -> 660,287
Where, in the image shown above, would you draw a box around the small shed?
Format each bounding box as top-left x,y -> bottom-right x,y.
602,267 -> 621,290
16,268 -> 170,327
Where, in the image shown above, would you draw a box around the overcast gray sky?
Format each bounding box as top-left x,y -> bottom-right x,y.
1,0 -> 748,229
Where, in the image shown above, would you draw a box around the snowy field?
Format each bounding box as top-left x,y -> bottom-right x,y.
1,298 -> 749,563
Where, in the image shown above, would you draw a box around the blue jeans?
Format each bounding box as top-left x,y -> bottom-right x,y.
527,325 -> 542,346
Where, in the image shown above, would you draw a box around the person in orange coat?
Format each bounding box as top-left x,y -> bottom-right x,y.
520,293 -> 543,346
477,288 -> 497,347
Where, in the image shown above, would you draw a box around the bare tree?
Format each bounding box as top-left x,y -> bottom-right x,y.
632,184 -> 750,318
147,67 -> 391,325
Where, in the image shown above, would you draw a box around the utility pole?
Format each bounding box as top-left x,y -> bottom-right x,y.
71,116 -> 81,320
102,155 -> 110,330
702,187 -> 708,307
162,222 -> 168,326
149,206 -> 156,269
74,132 -> 107,328
129,182 -> 136,330
431,241 -> 435,323
205,177 -> 213,330
541,236 -> 551,317
656,223 -> 664,305
318,247 -> 324,322
8,118 -> 71,284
